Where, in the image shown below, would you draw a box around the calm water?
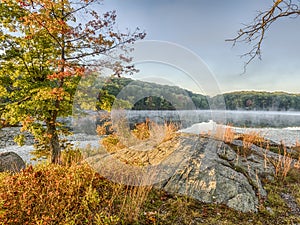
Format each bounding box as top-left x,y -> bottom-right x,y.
3,110 -> 300,164
119,110 -> 300,128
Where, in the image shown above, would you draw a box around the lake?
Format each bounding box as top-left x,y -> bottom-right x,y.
117,110 -> 300,128
2,110 -> 300,164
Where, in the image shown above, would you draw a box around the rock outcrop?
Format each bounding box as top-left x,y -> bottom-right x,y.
0,127 -> 34,148
86,133 -> 279,212
0,152 -> 26,173
155,135 -> 271,212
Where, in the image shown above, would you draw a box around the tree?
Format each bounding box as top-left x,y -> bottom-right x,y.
227,0 -> 300,72
0,0 -> 145,163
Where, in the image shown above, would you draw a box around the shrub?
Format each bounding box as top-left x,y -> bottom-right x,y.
60,147 -> 83,166
100,133 -> 126,152
0,163 -> 117,224
0,161 -> 155,225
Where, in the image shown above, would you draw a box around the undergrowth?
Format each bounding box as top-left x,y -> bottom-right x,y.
0,155 -> 300,224
0,161 -> 154,225
1,122 -> 300,224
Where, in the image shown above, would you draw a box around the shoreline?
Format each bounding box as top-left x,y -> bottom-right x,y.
1,122 -> 300,164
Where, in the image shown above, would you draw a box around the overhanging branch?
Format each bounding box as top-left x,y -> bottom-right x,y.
226,0 -> 300,73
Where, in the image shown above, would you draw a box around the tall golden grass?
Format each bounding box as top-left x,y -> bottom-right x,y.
99,118 -> 178,153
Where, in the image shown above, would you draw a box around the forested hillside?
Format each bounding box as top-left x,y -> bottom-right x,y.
100,77 -> 209,110
212,91 -> 300,111
99,78 -> 300,111
2,76 -> 300,112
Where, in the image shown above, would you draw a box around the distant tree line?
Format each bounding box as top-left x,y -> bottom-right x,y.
100,78 -> 300,111
212,91 -> 300,111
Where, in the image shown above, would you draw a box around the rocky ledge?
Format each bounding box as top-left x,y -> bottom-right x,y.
85,133 -> 297,213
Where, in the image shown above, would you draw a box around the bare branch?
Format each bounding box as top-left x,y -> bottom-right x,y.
226,0 -> 300,72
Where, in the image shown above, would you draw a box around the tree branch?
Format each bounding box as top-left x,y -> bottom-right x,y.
226,0 -> 300,73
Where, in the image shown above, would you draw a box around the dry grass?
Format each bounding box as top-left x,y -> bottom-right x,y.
132,118 -> 151,140
60,147 -> 83,166
0,163 -> 105,224
211,124 -> 298,180
294,156 -> 300,169
213,124 -> 236,143
242,131 -> 264,149
291,140 -> 300,169
100,133 -> 126,153
96,113 -> 113,136
269,144 -> 294,181
2,120 -> 300,224
120,184 -> 153,222
223,125 -> 236,143
100,118 -> 178,153
236,131 -> 295,179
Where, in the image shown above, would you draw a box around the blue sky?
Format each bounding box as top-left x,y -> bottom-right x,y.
99,0 -> 300,95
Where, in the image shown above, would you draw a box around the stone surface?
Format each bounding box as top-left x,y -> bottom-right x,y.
280,192 -> 300,216
154,135 -> 271,212
0,127 -> 34,148
0,152 -> 26,173
86,133 -> 279,212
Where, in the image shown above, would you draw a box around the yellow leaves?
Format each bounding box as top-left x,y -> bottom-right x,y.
33,87 -> 52,101
47,72 -> 66,80
44,132 -> 52,139
0,0 -> 146,160
74,66 -> 85,76
19,14 -> 30,25
0,86 -> 8,97
14,134 -> 25,146
33,87 -> 66,102
24,115 -> 34,123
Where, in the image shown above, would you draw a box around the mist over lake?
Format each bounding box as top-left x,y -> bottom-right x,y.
3,110 -> 300,164
121,110 -> 300,129
120,110 -> 300,147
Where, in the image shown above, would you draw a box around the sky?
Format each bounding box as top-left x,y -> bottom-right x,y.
98,0 -> 300,96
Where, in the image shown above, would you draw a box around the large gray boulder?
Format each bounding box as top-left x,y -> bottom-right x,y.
86,133 -> 278,212
155,135 -> 270,212
0,152 -> 26,173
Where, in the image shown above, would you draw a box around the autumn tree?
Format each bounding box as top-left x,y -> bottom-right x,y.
227,0 -> 300,71
0,0 -> 145,163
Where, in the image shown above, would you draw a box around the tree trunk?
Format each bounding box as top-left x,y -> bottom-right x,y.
47,121 -> 61,164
